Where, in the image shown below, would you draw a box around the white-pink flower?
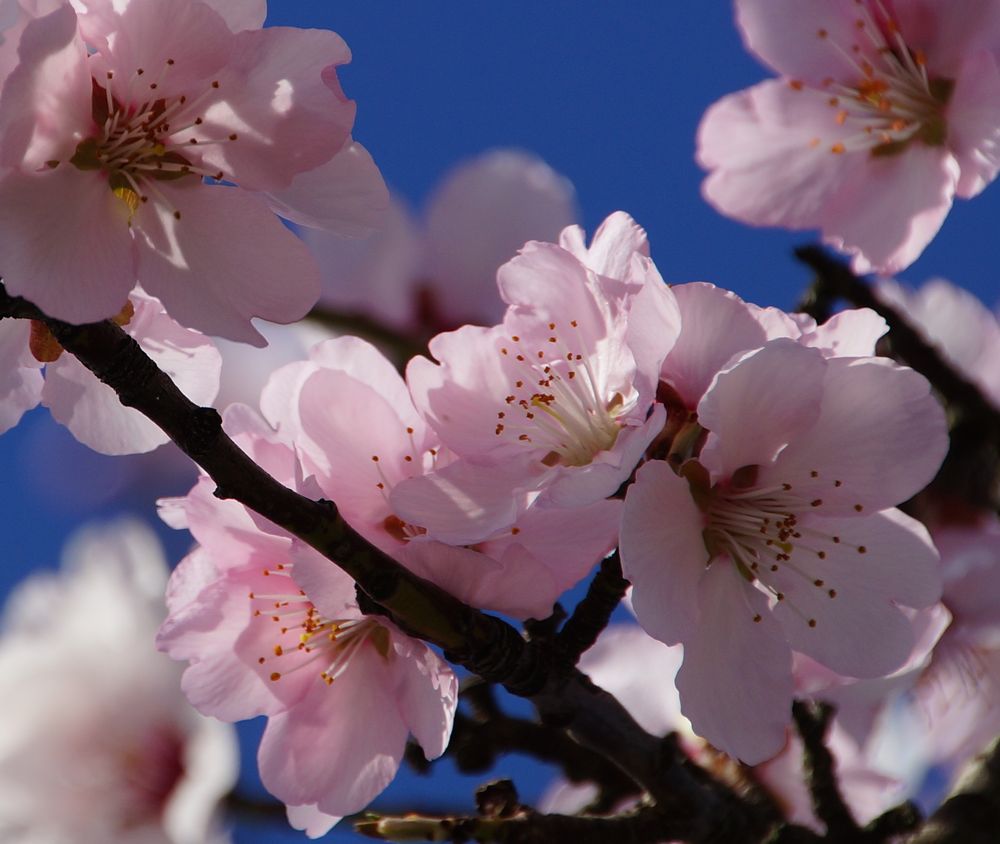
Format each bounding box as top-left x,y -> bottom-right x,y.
621,338 -> 948,763
156,405 -> 458,837
0,0 -> 386,344
0,288 -> 220,453
877,276 -> 1000,408
396,213 -> 679,536
698,0 -> 1000,274
0,519 -> 238,844
304,148 -> 579,331
260,336 -> 620,619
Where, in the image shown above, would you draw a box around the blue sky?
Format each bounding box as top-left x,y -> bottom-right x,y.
1,3 -> 998,842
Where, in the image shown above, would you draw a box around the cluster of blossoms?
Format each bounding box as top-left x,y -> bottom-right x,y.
154,210 -> 960,831
3,0 -> 1000,840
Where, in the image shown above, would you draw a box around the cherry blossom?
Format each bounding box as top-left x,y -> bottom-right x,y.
0,0 -> 386,344
621,338 -> 948,763
878,276 -> 1000,408
260,336 -> 620,619
698,0 -> 1000,273
156,404 -> 458,837
0,288 -> 220,453
0,519 -> 238,844
303,148 -> 578,331
398,213 -> 678,535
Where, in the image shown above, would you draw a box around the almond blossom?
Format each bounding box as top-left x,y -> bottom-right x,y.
0,519 -> 238,844
395,213 -> 679,537
698,0 -> 1000,273
0,288 -> 220,453
877,276 -> 1000,409
156,404 -> 458,837
303,148 -> 579,331
0,0 -> 386,345
621,338 -> 948,763
260,336 -> 620,619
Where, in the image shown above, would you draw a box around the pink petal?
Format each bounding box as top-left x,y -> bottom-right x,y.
0,319 -> 42,434
389,458 -> 535,545
821,144 -> 959,275
257,651 -> 409,816
659,283 -> 768,408
770,509 -> 940,678
798,308 -> 888,357
559,211 -> 648,280
892,0 -> 1000,78
286,804 -> 341,839
387,633 -> 458,760
675,561 -> 794,764
621,460 -> 707,646
134,182 -> 320,345
43,290 -> 221,454
0,167 -> 136,321
157,557 -> 285,722
200,0 -> 265,32
767,357 -> 948,515
422,149 -> 577,325
284,545 -> 360,624
264,140 -> 388,235
0,4 -> 91,168
698,340 -> 826,477
735,0 -> 872,83
196,26 -> 355,190
947,50 -> 1000,198
102,0 -> 233,100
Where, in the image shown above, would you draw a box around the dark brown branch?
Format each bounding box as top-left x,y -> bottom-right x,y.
555,551 -> 629,667
908,737 -> 1000,844
792,701 -> 859,841
0,285 -> 777,842
356,803 -> 688,844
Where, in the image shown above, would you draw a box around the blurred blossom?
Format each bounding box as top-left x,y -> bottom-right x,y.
877,276 -> 1000,408
302,148 -> 578,330
698,0 -> 1000,274
0,518 -> 238,843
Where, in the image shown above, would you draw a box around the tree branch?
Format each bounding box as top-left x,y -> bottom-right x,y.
0,284 -> 777,842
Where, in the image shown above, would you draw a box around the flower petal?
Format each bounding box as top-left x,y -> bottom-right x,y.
134,182 -> 321,345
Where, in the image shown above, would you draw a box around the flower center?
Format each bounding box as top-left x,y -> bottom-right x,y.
64,61 -> 236,217
249,563 -> 390,687
698,466 -> 870,628
799,1 -> 952,157
494,321 -> 629,467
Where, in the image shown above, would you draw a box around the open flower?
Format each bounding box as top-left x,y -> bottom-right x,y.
157,405 -> 458,837
260,336 -> 620,619
396,213 -> 678,536
0,0 -> 385,344
621,339 -> 948,763
698,0 -> 1000,273
0,519 -> 238,844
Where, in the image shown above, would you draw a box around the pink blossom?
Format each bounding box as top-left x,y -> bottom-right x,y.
0,288 -> 220,453
698,0 -> 1000,274
259,336 -> 620,619
621,339 -> 947,763
398,213 -> 678,536
0,0 -> 385,344
909,518 -> 1000,773
0,519 -> 238,844
878,276 -> 1000,408
302,148 -> 578,331
157,404 -> 458,836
